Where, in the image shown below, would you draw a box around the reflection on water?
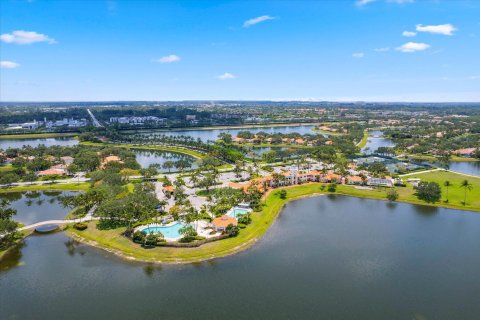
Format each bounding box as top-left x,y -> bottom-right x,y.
362,130 -> 396,154
138,125 -> 317,142
133,150 -> 198,171
0,137 -> 78,149
1,196 -> 480,319
0,242 -> 24,273
0,191 -> 76,225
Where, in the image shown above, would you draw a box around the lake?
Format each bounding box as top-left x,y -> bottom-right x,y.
133,149 -> 199,171
362,130 -> 396,154
0,137 -> 79,149
448,161 -> 480,176
137,124 -> 317,141
0,191 -> 76,224
1,195 -> 479,319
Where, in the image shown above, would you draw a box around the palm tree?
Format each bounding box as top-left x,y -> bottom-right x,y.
460,180 -> 473,206
189,170 -> 200,188
443,180 -> 452,202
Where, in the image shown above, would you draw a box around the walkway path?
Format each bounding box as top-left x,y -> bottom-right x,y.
400,168 -> 479,178
399,168 -> 443,177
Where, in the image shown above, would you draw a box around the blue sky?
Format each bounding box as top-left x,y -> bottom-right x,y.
1,0 -> 479,102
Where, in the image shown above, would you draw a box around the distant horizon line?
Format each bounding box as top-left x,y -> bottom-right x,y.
1,100 -> 480,105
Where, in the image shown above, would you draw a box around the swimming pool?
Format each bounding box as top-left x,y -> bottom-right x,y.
141,222 -> 186,241
227,207 -> 250,219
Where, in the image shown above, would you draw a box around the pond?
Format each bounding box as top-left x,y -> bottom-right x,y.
137,124 -> 317,142
362,130 -> 396,155
246,146 -> 312,159
0,191 -> 76,224
1,195 -> 480,319
448,161 -> 480,176
133,150 -> 198,171
0,136 -> 78,149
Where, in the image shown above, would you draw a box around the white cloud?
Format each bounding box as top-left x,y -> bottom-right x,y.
352,52 -> 365,58
396,42 -> 430,53
387,0 -> 414,3
356,0 -> 376,6
0,30 -> 56,45
374,47 -> 390,52
416,24 -> 457,36
0,61 -> 20,69
217,72 -> 236,80
243,15 -> 276,28
154,55 -> 181,63
357,0 -> 413,6
402,31 -> 417,37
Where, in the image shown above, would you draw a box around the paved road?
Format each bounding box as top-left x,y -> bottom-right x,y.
87,108 -> 103,128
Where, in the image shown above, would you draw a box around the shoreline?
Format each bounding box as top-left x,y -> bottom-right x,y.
122,122 -> 320,134
0,132 -> 78,140
62,181 -> 479,265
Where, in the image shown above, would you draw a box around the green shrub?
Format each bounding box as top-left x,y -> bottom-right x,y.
328,183 -> 337,192
237,213 -> 252,225
226,224 -> 240,237
279,189 -> 287,199
73,222 -> 88,231
144,232 -> 163,246
179,235 -> 195,243
132,230 -> 146,243
386,188 -> 399,201
238,223 -> 247,229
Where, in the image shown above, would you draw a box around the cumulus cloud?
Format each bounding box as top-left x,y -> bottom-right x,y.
402,31 -> 417,37
396,42 -> 430,52
217,72 -> 236,80
416,24 -> 457,36
243,15 -> 276,28
0,30 -> 56,45
352,52 -> 365,58
374,47 -> 390,52
0,61 -> 20,69
154,55 -> 181,63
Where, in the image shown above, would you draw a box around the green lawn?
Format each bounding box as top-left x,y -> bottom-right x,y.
356,130 -> 369,148
0,132 -> 78,139
312,128 -> 343,136
0,165 -> 14,172
0,182 -> 90,193
80,141 -> 206,159
66,171 -> 480,264
403,154 -> 480,163
405,171 -> 480,208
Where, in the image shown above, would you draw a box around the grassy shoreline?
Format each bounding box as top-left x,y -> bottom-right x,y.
0,182 -> 90,193
356,129 -> 369,148
65,172 -> 480,264
80,141 -> 206,159
0,132 -> 78,140
123,122 -> 320,134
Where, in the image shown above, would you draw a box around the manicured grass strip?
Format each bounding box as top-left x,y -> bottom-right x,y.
80,141 -> 206,159
403,154 -> 480,163
0,132 -> 78,139
0,183 -> 90,193
356,130 -> 369,148
312,128 -> 343,136
238,143 -> 313,149
0,165 -> 14,172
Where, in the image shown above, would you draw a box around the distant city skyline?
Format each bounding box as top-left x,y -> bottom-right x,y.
1,0 -> 479,102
